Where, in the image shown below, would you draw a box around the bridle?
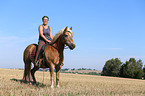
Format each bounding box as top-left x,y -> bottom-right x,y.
63,31 -> 73,49
49,30 -> 73,50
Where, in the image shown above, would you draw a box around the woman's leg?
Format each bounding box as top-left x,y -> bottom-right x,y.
35,40 -> 45,66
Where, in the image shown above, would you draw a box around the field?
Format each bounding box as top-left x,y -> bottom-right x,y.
1,68 -> 145,96
62,69 -> 101,75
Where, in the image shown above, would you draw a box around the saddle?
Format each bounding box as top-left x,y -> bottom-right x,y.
30,43 -> 64,67
40,43 -> 49,55
30,43 -> 49,60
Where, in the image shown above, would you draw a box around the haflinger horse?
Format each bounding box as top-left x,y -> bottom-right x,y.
23,26 -> 75,88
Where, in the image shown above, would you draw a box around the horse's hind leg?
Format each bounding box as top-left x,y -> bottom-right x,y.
23,61 -> 33,82
31,66 -> 39,83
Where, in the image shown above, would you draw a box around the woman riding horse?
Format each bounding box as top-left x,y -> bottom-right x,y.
35,16 -> 53,66
23,26 -> 75,88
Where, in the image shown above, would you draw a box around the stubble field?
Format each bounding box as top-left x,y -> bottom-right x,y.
1,68 -> 145,96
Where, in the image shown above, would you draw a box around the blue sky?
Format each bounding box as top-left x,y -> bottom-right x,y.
0,0 -> 145,70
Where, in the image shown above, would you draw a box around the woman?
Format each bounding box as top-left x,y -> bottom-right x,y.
35,16 -> 53,66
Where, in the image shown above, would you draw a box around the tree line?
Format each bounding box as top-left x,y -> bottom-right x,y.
101,58 -> 145,79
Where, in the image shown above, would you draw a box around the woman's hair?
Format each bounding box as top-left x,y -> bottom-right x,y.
42,16 -> 49,21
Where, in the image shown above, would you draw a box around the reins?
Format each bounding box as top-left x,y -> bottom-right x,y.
50,43 -> 69,50
64,45 -> 69,49
49,32 -> 70,50
63,31 -> 72,49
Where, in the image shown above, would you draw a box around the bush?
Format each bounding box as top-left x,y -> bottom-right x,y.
101,58 -> 122,77
119,58 -> 143,79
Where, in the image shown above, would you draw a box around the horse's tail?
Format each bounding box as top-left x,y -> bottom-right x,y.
22,44 -> 37,82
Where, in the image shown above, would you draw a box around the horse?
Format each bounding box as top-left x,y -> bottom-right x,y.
22,26 -> 75,88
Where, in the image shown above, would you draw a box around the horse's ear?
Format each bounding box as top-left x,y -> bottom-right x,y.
70,27 -> 72,30
64,26 -> 68,32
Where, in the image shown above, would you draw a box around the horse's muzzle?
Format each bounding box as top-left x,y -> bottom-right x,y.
68,43 -> 76,50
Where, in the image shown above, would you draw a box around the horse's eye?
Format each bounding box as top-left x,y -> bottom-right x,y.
65,35 -> 68,37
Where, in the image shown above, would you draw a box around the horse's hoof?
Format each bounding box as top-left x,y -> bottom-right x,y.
30,82 -> 33,85
56,85 -> 60,88
51,85 -> 54,88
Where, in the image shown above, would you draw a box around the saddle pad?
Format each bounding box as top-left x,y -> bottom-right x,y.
30,43 -> 48,61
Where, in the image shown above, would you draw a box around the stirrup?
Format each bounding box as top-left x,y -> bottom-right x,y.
35,60 -> 40,67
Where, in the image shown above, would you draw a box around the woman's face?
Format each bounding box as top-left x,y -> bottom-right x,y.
43,17 -> 48,25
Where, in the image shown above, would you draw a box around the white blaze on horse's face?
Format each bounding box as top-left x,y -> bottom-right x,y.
67,28 -> 73,37
69,33 -> 72,37
63,27 -> 75,50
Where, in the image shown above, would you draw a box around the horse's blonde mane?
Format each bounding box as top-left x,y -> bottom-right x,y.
50,28 -> 65,44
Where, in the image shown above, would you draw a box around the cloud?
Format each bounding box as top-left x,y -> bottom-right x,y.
104,48 -> 123,50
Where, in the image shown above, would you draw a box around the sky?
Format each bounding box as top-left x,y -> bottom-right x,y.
0,0 -> 145,70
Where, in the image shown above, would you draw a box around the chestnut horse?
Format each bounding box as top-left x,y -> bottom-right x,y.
23,26 -> 75,88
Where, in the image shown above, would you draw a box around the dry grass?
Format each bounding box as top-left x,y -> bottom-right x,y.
1,68 -> 145,96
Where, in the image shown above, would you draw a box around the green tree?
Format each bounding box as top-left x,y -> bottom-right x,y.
142,65 -> 145,78
101,58 -> 122,77
119,58 -> 143,79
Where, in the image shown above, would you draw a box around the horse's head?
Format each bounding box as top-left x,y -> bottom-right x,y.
63,26 -> 76,50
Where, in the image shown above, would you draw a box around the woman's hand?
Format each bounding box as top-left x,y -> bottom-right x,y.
47,40 -> 51,43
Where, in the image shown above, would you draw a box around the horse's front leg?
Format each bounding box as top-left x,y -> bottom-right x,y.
55,65 -> 61,88
50,65 -> 55,88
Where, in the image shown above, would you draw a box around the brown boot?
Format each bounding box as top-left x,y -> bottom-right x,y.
60,63 -> 64,67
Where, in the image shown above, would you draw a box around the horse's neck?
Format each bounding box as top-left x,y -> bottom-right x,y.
52,36 -> 64,53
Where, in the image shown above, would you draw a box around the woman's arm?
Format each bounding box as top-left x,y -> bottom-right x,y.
39,25 -> 51,43
49,26 -> 53,40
